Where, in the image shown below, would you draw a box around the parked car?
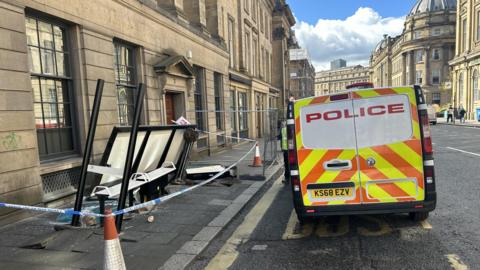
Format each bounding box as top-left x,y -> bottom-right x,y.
427,105 -> 437,125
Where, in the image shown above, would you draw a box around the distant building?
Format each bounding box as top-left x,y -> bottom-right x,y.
370,0 -> 456,107
330,59 -> 347,70
450,0 -> 480,120
288,48 -> 315,98
315,65 -> 370,95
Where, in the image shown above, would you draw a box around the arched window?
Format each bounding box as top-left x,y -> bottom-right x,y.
474,70 -> 480,101
459,72 -> 464,103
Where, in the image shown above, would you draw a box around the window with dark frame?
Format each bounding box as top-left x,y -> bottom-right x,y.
238,92 -> 248,138
432,49 -> 441,60
214,73 -> 224,130
474,70 -> 479,101
26,16 -> 76,160
230,90 -> 238,134
432,92 -> 441,105
193,65 -> 206,132
432,69 -> 440,85
114,42 -> 137,126
228,18 -> 235,68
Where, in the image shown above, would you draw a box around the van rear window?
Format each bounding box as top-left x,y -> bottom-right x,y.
299,94 -> 413,150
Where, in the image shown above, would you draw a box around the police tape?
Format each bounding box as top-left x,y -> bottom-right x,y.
0,132 -> 257,218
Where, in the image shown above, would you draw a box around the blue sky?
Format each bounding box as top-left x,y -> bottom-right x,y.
289,0 -> 418,24
289,0 -> 419,70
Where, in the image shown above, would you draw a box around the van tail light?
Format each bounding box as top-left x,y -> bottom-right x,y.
424,166 -> 434,185
420,111 -> 433,156
292,176 -> 300,192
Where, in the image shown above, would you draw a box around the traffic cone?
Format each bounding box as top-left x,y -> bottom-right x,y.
103,209 -> 126,270
250,143 -> 263,167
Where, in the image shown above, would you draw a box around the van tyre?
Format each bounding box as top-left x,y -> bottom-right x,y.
409,211 -> 429,221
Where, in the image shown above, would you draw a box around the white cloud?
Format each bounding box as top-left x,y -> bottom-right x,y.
293,7 -> 405,71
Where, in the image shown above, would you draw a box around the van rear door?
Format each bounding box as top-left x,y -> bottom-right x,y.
295,94 -> 361,207
352,88 -> 425,204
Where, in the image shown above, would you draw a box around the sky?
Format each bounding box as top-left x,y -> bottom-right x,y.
289,0 -> 418,71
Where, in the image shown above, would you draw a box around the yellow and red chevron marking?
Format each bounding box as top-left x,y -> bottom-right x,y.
358,142 -> 424,203
298,148 -> 361,206
294,87 -> 424,206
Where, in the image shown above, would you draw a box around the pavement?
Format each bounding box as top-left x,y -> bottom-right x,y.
0,141 -> 284,270
437,117 -> 480,128
187,124 -> 480,270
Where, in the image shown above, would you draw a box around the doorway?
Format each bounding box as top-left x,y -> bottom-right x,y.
165,92 -> 185,124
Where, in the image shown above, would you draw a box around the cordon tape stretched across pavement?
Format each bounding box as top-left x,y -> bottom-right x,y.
0,129 -> 258,218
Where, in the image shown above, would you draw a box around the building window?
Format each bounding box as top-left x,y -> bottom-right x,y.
432,28 -> 441,36
260,10 -> 264,33
477,10 -> 480,41
214,73 -> 224,130
432,92 -> 441,105
416,71 -> 423,84
414,31 -> 422,39
252,37 -> 258,77
474,70 -> 479,101
416,50 -> 423,63
432,49 -> 441,60
114,42 -> 137,126
227,18 -> 235,68
458,72 -> 464,103
462,18 -> 467,52
432,69 -> 440,85
26,16 -> 76,160
193,66 -> 206,131
230,90 -> 237,137
238,92 -> 248,138
245,31 -> 251,72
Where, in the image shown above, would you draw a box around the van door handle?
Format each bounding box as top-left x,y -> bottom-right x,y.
323,159 -> 352,171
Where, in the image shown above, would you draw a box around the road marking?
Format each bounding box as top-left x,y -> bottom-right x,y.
420,220 -> 432,229
316,216 -> 349,237
357,216 -> 392,236
205,177 -> 283,270
445,254 -> 468,270
282,210 -> 314,240
446,147 -> 480,157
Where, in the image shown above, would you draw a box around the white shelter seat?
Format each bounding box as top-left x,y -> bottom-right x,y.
90,162 -> 176,198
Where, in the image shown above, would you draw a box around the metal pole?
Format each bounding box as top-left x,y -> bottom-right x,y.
71,79 -> 104,226
115,83 -> 146,231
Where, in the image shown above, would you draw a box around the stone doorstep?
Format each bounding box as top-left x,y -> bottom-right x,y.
159,161 -> 284,270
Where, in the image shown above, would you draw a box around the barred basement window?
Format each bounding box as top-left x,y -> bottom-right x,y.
26,16 -> 77,160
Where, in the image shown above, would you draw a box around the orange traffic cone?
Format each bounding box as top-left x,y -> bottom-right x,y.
250,143 -> 263,167
103,209 -> 126,270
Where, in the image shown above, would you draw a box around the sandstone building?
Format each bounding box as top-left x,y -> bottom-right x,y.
450,0 -> 480,120
370,0 -> 456,107
0,0 -> 294,222
288,48 -> 315,99
314,64 -> 370,96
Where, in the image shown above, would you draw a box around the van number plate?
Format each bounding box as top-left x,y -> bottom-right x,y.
311,187 -> 353,198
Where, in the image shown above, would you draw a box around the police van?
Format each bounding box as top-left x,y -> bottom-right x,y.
286,86 -> 436,222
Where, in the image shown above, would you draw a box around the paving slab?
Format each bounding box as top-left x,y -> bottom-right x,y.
0,141 -> 283,270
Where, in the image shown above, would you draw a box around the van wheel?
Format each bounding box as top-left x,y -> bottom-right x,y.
409,212 -> 429,221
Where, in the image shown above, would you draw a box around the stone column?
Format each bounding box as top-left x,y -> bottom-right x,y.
424,47 -> 430,85
183,0 -> 209,35
409,51 -> 415,84
402,52 -> 407,85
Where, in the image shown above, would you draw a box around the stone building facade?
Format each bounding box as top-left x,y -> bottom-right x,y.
314,65 -> 370,96
0,0 -> 294,222
450,0 -> 480,120
370,0 -> 456,107
288,48 -> 315,99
